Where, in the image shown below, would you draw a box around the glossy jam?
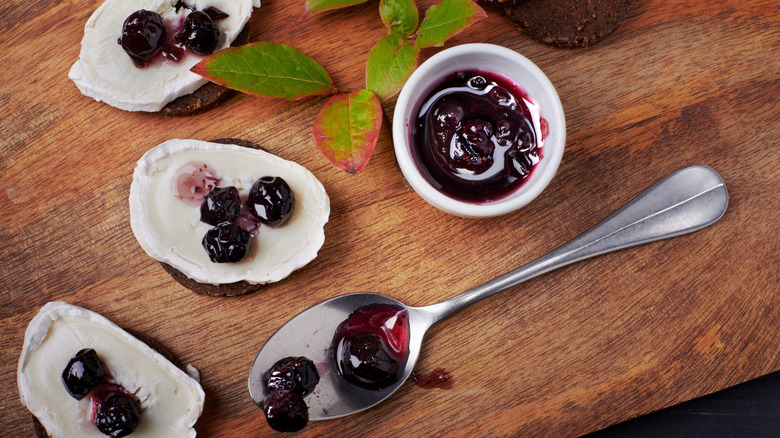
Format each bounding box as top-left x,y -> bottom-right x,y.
411,70 -> 547,203
331,304 -> 409,390
119,5 -> 228,68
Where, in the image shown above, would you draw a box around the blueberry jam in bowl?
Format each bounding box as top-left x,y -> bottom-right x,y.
393,43 -> 565,217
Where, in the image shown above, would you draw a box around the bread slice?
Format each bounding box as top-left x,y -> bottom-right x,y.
505,0 -> 635,48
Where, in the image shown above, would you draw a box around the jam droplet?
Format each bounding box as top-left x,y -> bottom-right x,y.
412,368 -> 454,390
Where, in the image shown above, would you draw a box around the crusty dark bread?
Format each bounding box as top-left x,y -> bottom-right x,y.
159,24 -> 251,116
505,0 -> 635,48
161,138 -> 266,297
32,415 -> 49,438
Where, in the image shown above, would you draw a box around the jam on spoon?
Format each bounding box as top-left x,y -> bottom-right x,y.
331,304 -> 409,390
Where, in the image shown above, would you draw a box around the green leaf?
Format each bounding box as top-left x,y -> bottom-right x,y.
379,0 -> 419,36
366,33 -> 420,101
304,0 -> 369,16
415,0 -> 487,48
312,89 -> 383,174
191,42 -> 336,100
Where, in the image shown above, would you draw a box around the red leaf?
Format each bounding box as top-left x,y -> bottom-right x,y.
312,89 -> 383,174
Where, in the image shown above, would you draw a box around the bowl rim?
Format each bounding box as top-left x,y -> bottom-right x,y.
392,43 -> 565,218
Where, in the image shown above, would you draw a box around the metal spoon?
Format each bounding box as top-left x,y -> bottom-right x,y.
248,164 -> 728,420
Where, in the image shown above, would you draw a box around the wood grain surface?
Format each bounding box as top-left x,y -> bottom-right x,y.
1,0 -> 778,436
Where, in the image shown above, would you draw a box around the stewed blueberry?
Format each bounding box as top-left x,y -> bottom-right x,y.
180,11 -> 220,56
266,357 -> 320,396
448,133 -> 493,174
331,304 -> 409,391
263,390 -> 308,432
248,177 -> 295,227
335,332 -> 400,390
92,388 -> 141,438
505,149 -> 533,178
62,348 -> 105,400
119,10 -> 166,64
200,186 -> 241,226
262,355 -> 319,432
202,222 -> 251,263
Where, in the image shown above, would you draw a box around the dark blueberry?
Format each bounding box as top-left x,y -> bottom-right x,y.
336,332 -> 399,390
266,357 -> 320,396
462,119 -> 493,150
489,86 -> 514,107
200,186 -> 241,226
496,119 -> 512,139
505,149 -> 533,178
202,6 -> 229,20
93,390 -> 141,438
516,129 -> 535,151
435,103 -> 464,128
467,75 -> 488,90
263,390 -> 308,432
447,133 -> 493,174
248,177 -> 295,227
202,222 -> 251,263
119,10 -> 166,63
62,348 -> 104,400
180,11 -> 220,56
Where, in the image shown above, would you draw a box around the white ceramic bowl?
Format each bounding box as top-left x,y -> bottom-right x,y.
392,43 -> 565,218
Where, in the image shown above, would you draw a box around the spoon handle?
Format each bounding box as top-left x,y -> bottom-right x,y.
420,165 -> 728,325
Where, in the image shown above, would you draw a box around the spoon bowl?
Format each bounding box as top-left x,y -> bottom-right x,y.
249,165 -> 728,421
248,293 -> 428,419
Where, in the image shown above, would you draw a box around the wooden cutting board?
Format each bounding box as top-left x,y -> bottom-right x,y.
1,0 -> 778,436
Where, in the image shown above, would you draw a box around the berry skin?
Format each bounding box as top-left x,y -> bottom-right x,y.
263,390 -> 308,432
180,11 -> 220,56
505,149 -> 533,178
202,6 -> 229,20
119,10 -> 166,63
248,177 -> 295,228
266,357 -> 320,396
336,332 -> 399,390
448,133 -> 494,174
92,389 -> 141,438
62,348 -> 105,400
202,222 -> 251,263
199,186 -> 241,226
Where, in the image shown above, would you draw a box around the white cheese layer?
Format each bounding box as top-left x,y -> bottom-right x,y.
17,302 -> 205,438
129,139 -> 330,285
69,0 -> 260,112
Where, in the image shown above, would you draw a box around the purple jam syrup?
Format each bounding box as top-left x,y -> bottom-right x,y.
411,368 -> 454,390
171,161 -> 220,205
331,304 -> 410,390
411,70 -> 548,203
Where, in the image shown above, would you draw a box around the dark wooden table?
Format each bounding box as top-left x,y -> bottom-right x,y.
1,0 -> 778,436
